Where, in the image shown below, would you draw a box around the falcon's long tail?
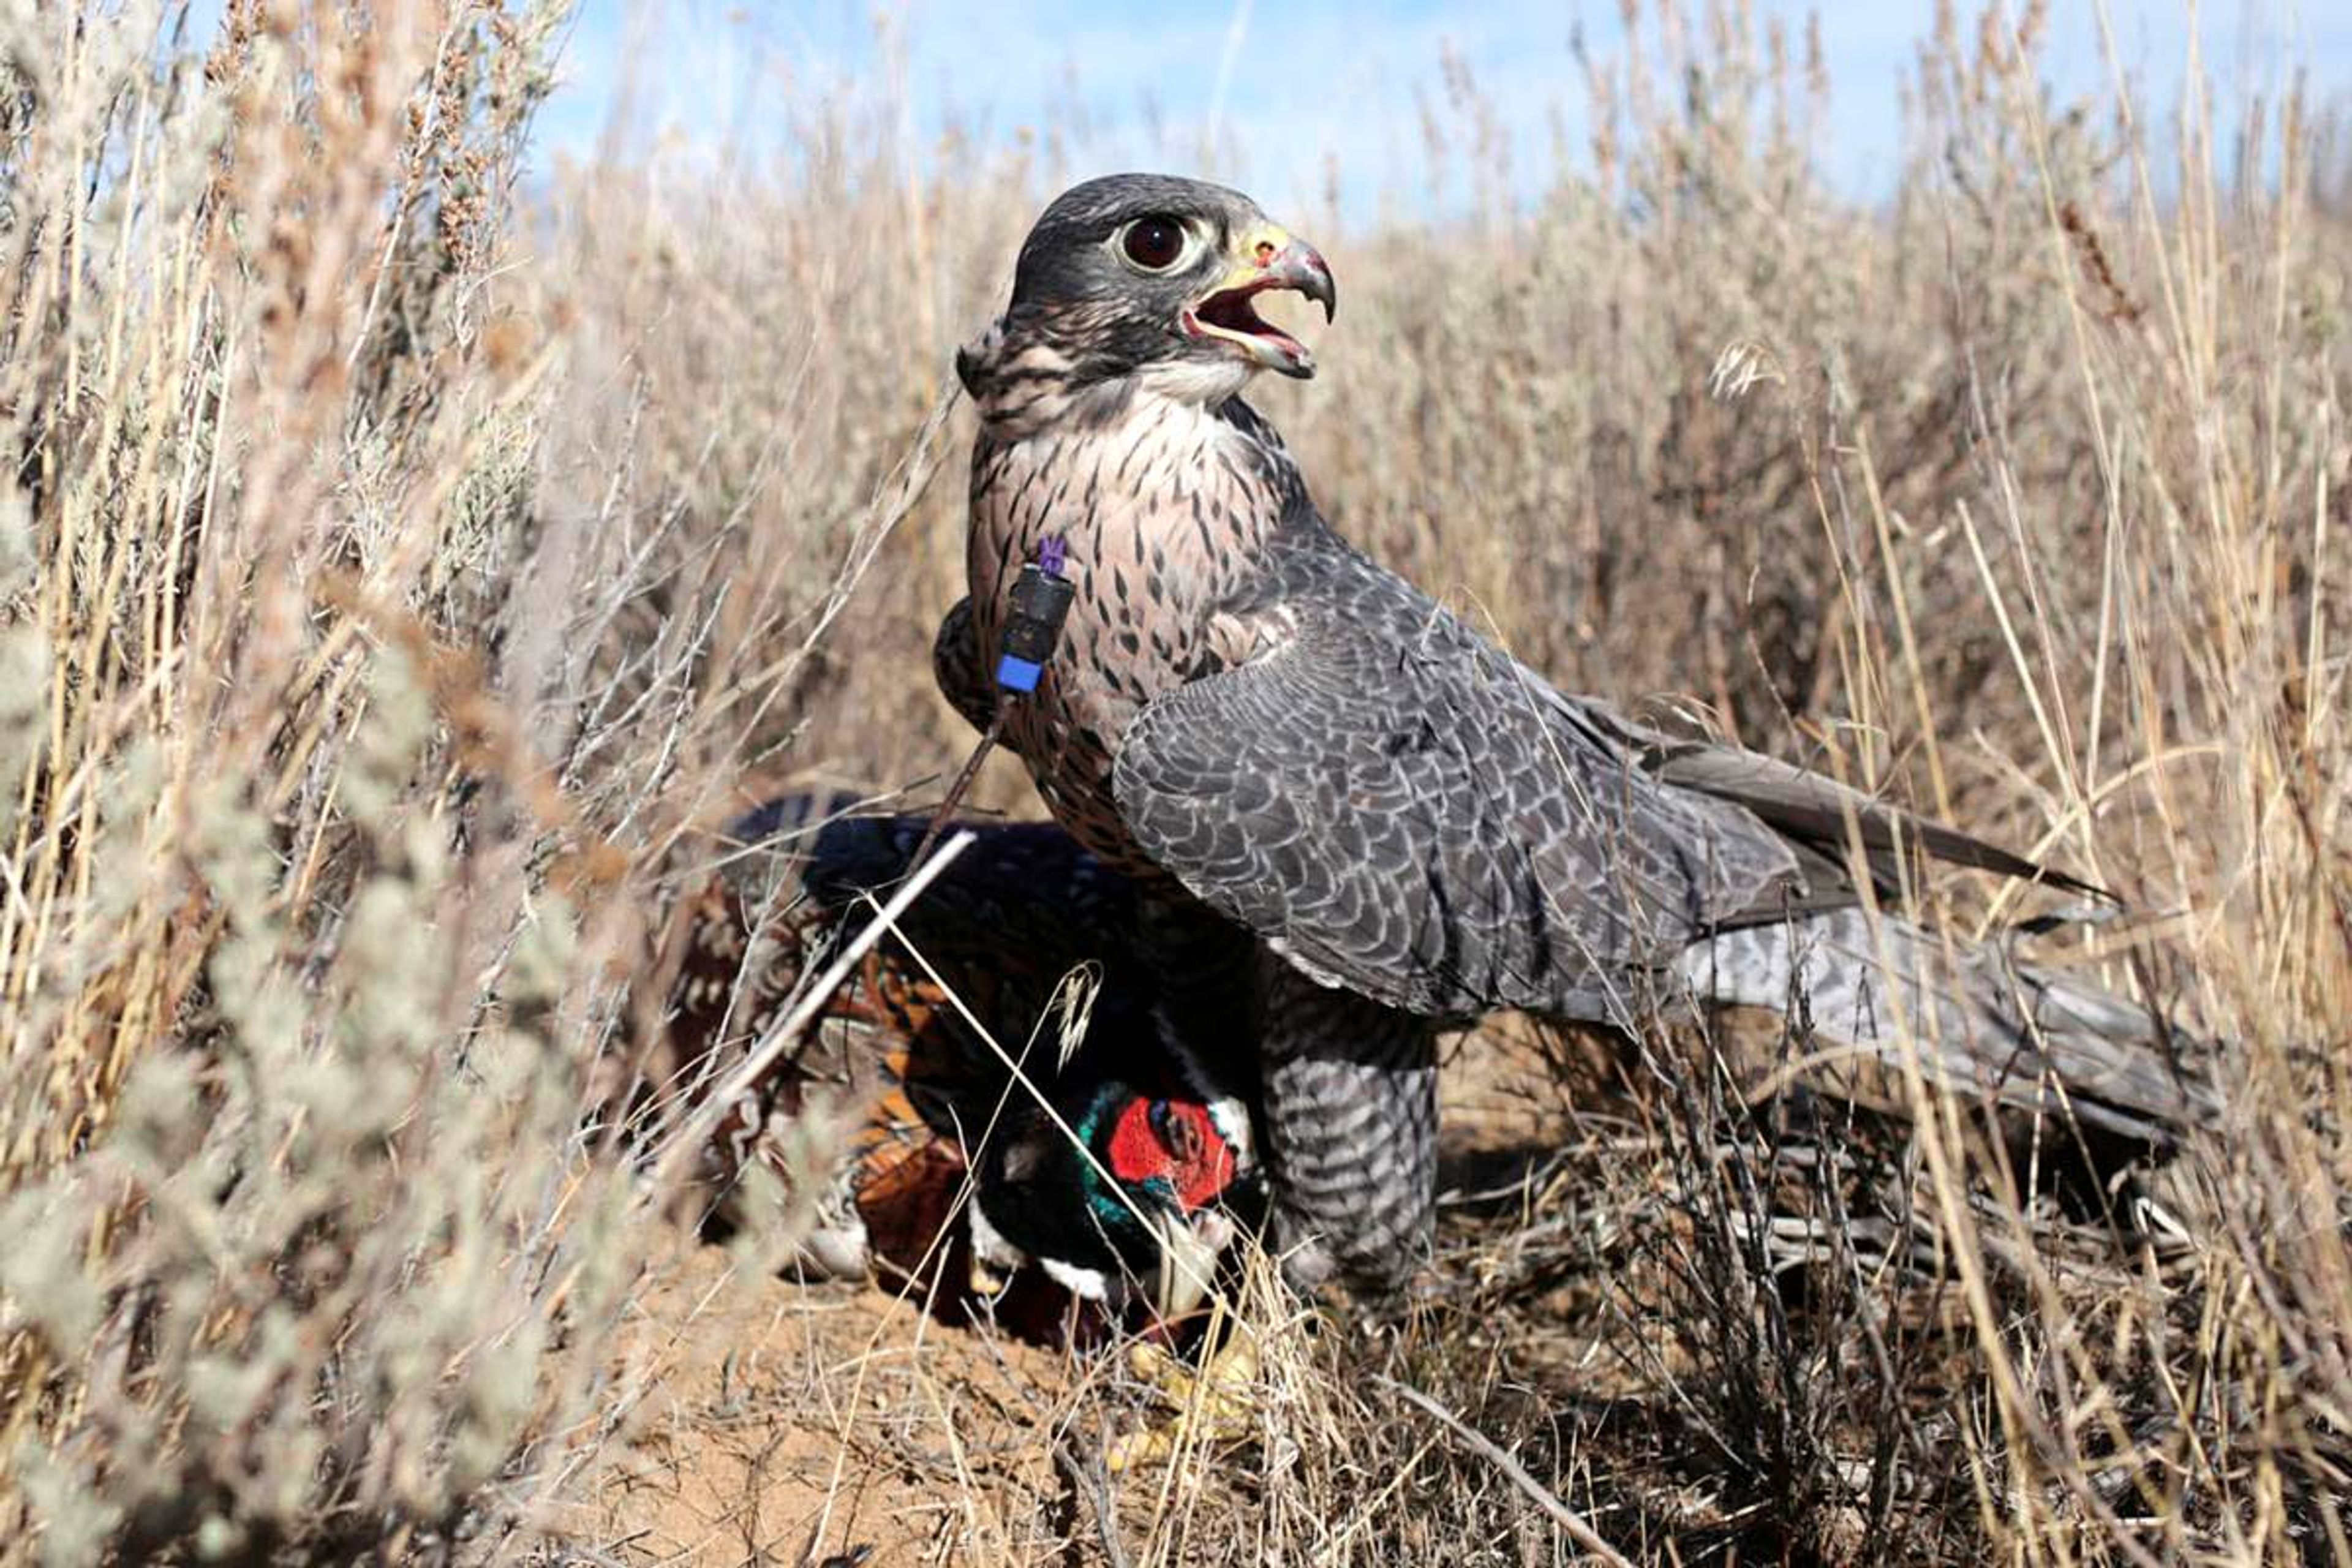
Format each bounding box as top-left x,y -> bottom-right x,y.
1676,910 -> 2217,1144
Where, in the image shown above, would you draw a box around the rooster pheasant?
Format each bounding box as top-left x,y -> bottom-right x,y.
662,795 -> 1258,1325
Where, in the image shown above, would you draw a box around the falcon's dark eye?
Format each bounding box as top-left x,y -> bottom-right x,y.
1117,216 -> 1189,272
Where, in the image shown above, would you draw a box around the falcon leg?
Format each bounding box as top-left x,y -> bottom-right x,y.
1256,967 -> 1439,1295
1130,893 -> 1439,1294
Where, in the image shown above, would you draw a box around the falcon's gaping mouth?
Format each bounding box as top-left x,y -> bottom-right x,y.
1182,228 -> 1336,380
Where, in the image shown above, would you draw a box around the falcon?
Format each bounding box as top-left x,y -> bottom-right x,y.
936,173 -> 2214,1294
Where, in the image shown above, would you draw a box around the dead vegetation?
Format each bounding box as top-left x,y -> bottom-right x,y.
0,0 -> 2345,1562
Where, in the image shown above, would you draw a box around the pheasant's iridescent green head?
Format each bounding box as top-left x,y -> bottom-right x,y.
968,1074 -> 1252,1315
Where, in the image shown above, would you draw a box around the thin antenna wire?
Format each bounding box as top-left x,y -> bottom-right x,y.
1204,0 -> 1255,166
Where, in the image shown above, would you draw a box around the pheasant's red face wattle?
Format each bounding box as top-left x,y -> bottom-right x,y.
1107,1098 -> 1237,1213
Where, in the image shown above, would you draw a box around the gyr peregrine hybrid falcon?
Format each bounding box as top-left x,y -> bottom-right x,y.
936,173 -> 2210,1292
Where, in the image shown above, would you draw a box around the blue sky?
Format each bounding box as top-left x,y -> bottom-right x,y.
531,2 -> 2351,211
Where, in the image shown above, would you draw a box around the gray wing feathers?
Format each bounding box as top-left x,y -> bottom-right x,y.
1114,547 -> 1804,1019
1594,708 -> 2108,903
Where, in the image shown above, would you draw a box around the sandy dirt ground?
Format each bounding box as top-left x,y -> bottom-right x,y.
579,1023 -> 1593,1567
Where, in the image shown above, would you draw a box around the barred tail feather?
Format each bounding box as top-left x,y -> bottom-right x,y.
1677,910 -> 2217,1144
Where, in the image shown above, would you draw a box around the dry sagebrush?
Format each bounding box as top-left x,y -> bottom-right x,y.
0,1 -> 891,1561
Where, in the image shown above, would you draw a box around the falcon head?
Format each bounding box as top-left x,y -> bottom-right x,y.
967,1062 -> 1256,1317
963,173 -> 1336,405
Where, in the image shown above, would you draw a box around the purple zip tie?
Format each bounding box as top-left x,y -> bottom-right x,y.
1039,534 -> 1067,576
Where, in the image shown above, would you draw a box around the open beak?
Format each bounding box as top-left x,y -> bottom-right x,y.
1181,222 -> 1336,380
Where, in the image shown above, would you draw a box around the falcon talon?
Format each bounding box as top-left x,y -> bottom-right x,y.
1107,1332 -> 1262,1472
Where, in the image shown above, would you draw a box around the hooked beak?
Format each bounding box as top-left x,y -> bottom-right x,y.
1150,1209 -> 1234,1319
1181,222 -> 1336,380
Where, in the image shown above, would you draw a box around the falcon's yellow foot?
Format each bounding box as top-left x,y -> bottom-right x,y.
1106,1333 -> 1261,1471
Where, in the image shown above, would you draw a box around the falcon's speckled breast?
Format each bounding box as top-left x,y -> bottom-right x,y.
957,378 -> 1305,876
